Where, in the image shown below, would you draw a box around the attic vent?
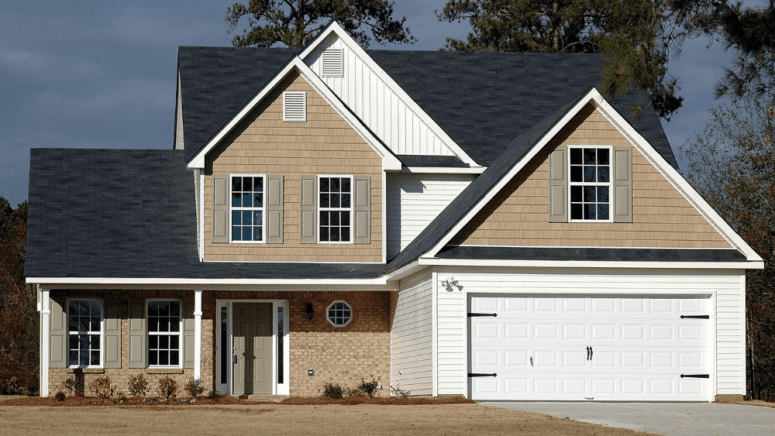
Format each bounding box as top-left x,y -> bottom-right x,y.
283,91 -> 306,122
321,48 -> 343,77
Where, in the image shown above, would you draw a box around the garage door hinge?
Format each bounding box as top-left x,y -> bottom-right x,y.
467,313 -> 497,317
680,374 -> 709,378
680,315 -> 710,319
468,373 -> 497,377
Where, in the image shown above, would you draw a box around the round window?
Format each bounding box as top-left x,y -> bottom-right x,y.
326,301 -> 352,327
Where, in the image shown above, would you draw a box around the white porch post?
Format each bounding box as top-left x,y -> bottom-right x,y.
194,289 -> 203,380
40,289 -> 50,397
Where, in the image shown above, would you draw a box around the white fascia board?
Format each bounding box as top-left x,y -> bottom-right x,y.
187,56 -> 401,172
26,277 -> 394,286
381,260 -> 424,281
397,166 -> 486,175
420,257 -> 764,270
298,21 -> 479,167
587,93 -> 763,263
424,88 -> 600,258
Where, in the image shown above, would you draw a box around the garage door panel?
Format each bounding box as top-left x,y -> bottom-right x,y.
563,350 -> 587,367
563,323 -> 588,340
504,323 -> 529,339
534,324 -> 559,339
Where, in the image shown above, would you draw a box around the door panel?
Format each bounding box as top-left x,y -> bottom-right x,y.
233,303 -> 273,395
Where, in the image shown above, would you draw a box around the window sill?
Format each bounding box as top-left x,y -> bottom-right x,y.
67,368 -> 104,374
146,368 -> 184,374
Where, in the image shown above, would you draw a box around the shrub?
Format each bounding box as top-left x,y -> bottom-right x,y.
156,376 -> 177,400
62,378 -> 84,397
321,380 -> 344,399
206,389 -> 221,400
390,384 -> 411,398
89,376 -> 115,401
127,374 -> 148,397
183,378 -> 204,398
54,391 -> 66,402
356,376 -> 381,398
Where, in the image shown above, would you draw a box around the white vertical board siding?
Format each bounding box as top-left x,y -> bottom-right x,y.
305,35 -> 456,157
386,174 -> 475,259
433,267 -> 746,398
391,270 -> 433,395
194,169 -> 201,257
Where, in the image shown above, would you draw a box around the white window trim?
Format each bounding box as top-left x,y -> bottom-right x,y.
66,298 -> 104,369
567,145 -> 614,223
326,300 -> 353,328
283,91 -> 307,122
229,174 -> 267,244
317,174 -> 354,244
215,299 -> 290,396
146,298 -> 183,369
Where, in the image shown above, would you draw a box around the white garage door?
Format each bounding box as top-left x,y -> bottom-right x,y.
469,295 -> 712,401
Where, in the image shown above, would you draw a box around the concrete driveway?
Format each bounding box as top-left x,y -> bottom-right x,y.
479,402 -> 775,436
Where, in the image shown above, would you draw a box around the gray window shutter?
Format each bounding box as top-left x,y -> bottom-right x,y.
300,175 -> 317,243
548,147 -> 568,222
266,175 -> 284,244
212,174 -> 229,243
128,301 -> 146,369
49,297 -> 67,368
613,148 -> 633,223
353,176 -> 371,244
104,301 -> 122,368
183,302 -> 195,369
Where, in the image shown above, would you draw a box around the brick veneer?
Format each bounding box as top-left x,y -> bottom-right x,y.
48,290 -> 389,398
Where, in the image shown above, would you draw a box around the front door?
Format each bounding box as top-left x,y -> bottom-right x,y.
233,303 -> 273,395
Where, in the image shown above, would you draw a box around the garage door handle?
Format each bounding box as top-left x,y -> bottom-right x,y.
680,374 -> 709,378
468,313 -> 497,317
680,315 -> 710,319
468,373 -> 497,377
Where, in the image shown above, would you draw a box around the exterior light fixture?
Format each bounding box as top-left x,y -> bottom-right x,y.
305,303 -> 314,321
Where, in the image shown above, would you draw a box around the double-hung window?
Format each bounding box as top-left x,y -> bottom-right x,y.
231,175 -> 265,242
68,300 -> 102,367
318,175 -> 352,243
148,300 -> 181,367
569,146 -> 612,221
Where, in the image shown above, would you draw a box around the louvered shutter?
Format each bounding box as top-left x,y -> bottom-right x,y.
212,174 -> 229,243
548,147 -> 568,222
353,176 -> 371,244
128,301 -> 146,369
300,175 -> 317,243
613,148 -> 633,223
104,301 -> 122,368
283,92 -> 306,122
183,302 -> 195,369
322,48 -> 344,77
49,297 -> 67,368
266,175 -> 284,244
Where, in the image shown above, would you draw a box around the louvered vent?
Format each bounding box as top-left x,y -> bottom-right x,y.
283,91 -> 306,122
321,48 -> 343,77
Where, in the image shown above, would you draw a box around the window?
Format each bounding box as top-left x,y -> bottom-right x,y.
569,146 -> 611,221
318,176 -> 352,243
148,300 -> 181,367
68,300 -> 102,367
231,175 -> 265,242
283,91 -> 306,122
326,301 -> 352,327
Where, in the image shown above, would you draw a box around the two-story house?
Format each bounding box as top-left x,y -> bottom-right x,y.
26,22 -> 763,402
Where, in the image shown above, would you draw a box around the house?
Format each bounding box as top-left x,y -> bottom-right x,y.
26,22 -> 763,402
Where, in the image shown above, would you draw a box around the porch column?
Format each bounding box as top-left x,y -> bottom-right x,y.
40,289 -> 50,397
194,289 -> 203,380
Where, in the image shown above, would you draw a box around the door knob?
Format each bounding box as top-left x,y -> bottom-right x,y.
530,356 -> 533,366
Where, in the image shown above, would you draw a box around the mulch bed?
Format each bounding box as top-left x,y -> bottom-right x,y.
0,395 -> 474,407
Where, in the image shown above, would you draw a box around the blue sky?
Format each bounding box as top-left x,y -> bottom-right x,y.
0,0 -> 762,207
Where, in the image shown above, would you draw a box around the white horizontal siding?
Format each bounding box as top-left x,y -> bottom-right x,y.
386,173 -> 474,259
391,270 -> 433,395
433,267 -> 746,398
305,34 -> 456,157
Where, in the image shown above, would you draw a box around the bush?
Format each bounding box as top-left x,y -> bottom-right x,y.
127,374 -> 148,397
206,389 -> 222,400
183,378 -> 204,398
62,377 -> 84,397
390,385 -> 411,398
156,376 -> 177,400
355,376 -> 381,398
321,380 -> 344,399
89,376 -> 115,401
54,391 -> 66,401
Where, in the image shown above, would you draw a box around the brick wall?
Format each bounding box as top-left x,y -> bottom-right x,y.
48,290 -> 389,398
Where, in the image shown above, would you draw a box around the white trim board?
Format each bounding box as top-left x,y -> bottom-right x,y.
422,88 -> 763,264
298,21 -> 479,168
186,55 -> 401,172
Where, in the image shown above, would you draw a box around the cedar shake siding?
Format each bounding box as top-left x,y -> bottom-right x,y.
204,70 -> 383,262
451,105 -> 732,248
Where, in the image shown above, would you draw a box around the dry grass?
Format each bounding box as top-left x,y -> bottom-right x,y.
0,397 -> 659,436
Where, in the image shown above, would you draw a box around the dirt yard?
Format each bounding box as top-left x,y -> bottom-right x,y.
0,399 -> 658,436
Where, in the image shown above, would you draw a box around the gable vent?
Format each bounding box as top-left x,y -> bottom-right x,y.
321,48 -> 344,78
283,91 -> 306,122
